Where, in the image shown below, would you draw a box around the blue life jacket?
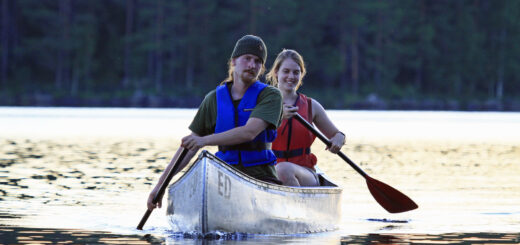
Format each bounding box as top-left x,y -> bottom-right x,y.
215,81 -> 277,167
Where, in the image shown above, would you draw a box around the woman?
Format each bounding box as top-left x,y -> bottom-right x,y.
266,49 -> 346,186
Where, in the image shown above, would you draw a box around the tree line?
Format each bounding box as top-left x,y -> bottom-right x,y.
1,0 -> 520,110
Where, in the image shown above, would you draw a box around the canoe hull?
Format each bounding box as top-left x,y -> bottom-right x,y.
166,151 -> 342,234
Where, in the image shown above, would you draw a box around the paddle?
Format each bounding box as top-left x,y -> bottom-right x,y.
293,113 -> 418,213
137,147 -> 189,230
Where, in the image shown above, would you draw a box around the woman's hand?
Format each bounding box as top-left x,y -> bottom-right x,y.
327,132 -> 345,154
282,104 -> 299,120
181,135 -> 206,150
147,187 -> 163,210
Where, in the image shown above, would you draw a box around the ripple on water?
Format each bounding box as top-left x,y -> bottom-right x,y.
1,136 -> 520,243
0,227 -> 165,244
342,233 -> 520,244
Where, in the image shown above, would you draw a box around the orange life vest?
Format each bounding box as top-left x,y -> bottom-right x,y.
272,93 -> 317,169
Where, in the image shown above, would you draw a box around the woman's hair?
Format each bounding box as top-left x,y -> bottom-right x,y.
221,58 -> 266,85
266,49 -> 306,89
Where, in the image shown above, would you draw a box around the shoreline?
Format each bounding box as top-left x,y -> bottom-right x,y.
1,94 -> 520,112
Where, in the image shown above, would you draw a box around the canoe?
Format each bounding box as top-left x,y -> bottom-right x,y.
166,150 -> 342,234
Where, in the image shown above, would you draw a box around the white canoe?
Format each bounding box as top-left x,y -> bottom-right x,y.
166,150 -> 342,234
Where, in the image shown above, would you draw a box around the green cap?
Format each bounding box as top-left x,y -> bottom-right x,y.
231,35 -> 267,64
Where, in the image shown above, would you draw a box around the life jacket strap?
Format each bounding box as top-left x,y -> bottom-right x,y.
219,142 -> 272,152
273,147 -> 311,159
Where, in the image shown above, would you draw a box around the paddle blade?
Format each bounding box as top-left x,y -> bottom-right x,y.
366,176 -> 418,213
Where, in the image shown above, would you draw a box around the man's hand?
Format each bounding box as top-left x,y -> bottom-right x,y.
181,134 -> 206,150
147,188 -> 163,210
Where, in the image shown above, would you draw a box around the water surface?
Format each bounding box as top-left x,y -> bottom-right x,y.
1,107 -> 519,244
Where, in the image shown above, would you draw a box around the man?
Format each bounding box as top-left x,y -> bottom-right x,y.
147,35 -> 283,211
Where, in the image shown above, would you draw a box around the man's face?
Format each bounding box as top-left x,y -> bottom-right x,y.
233,54 -> 263,84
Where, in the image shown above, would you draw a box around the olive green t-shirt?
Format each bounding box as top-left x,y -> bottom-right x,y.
188,82 -> 283,182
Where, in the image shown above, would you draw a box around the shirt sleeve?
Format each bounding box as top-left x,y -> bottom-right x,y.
250,86 -> 283,130
189,90 -> 217,136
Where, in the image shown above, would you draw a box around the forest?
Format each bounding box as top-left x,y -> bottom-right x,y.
1,0 -> 520,110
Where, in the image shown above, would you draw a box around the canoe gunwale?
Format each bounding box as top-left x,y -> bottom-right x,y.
173,150 -> 342,195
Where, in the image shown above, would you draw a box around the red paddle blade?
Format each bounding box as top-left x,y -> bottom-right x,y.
366,176 -> 418,213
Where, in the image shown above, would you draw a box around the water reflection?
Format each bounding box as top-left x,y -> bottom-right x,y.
2,136 -> 520,244
0,138 -> 168,204
342,233 -> 520,244
1,227 -> 519,244
0,227 -> 164,244
2,108 -> 520,244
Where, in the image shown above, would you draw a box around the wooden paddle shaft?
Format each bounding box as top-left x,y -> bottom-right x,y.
137,209 -> 152,230
137,147 -> 189,230
293,114 -> 369,178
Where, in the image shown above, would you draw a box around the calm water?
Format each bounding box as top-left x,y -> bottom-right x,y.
1,107 -> 519,244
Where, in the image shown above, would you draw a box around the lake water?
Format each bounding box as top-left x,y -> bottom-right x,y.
1,107 -> 519,244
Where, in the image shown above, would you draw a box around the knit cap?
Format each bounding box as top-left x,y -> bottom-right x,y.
231,35 -> 267,64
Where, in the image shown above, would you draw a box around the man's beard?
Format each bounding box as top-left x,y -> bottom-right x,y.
240,69 -> 258,83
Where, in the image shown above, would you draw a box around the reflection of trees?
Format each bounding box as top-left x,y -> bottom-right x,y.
343,233 -> 520,244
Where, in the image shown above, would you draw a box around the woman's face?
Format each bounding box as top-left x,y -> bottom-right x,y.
276,58 -> 301,92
